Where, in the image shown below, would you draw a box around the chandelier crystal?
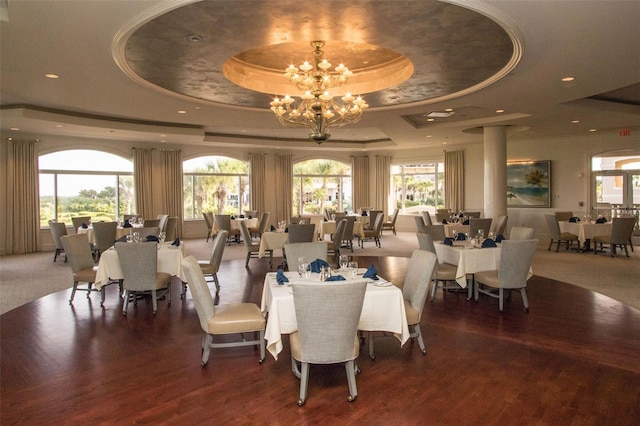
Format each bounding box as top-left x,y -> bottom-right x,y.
270,41 -> 368,144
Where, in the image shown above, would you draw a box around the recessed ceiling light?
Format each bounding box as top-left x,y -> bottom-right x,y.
45,73 -> 59,79
426,118 -> 435,122
160,134 -> 166,137
562,76 -> 575,82
426,135 -> 432,138
425,111 -> 454,118
571,120 -> 580,124
10,127 -> 19,131
496,109 -> 505,113
177,110 -> 187,114
442,142 -> 448,145
589,128 -> 597,132
444,108 -> 453,112
185,34 -> 204,43
55,124 -> 64,128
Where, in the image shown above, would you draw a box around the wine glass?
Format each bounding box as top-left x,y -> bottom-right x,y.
339,255 -> 349,270
477,229 -> 484,239
158,231 -> 166,245
452,230 -> 458,240
464,232 -> 470,241
132,232 -> 140,243
137,217 -> 143,225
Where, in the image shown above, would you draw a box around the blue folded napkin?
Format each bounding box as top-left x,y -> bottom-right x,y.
276,268 -> 288,285
443,237 -> 454,246
495,234 -> 505,242
146,235 -> 159,242
596,217 -> 607,223
171,238 -> 180,246
325,275 -> 346,281
270,225 -> 276,231
456,233 -> 466,241
568,217 -> 580,222
123,222 -> 132,228
239,215 -> 245,218
309,258 -> 329,273
441,219 -> 448,224
363,264 -> 378,280
463,219 -> 470,225
81,223 -> 88,229
481,239 -> 497,248
230,215 -> 236,220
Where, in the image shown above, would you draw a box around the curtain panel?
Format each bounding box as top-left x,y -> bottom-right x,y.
351,156 -> 369,213
444,150 -> 464,212
249,152 -> 266,216
375,155 -> 391,218
275,154 -> 292,224
159,149 -> 183,238
133,148 -> 154,220
5,139 -> 40,254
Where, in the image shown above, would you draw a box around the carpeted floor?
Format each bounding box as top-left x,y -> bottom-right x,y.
1,231 -> 639,315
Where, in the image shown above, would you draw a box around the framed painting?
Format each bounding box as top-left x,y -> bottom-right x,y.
507,161 -> 551,207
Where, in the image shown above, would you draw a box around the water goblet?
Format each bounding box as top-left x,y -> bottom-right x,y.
125,234 -> 133,243
158,231 -> 166,245
452,230 -> 458,240
137,217 -> 143,225
339,255 -> 349,270
464,232 -> 471,241
477,229 -> 484,240
348,261 -> 359,279
132,232 -> 140,243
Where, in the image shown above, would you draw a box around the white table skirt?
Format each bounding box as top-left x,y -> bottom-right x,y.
261,271 -> 409,360
559,221 -> 612,244
258,232 -> 289,258
94,242 -> 186,289
78,226 -> 134,244
434,242 -> 502,288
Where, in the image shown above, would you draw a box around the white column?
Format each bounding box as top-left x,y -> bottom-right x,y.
483,126 -> 507,219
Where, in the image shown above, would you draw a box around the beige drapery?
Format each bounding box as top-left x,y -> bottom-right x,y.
275,154 -> 292,224
5,139 -> 40,254
351,156 -> 369,212
444,150 -> 464,212
375,155 -> 391,218
158,149 -> 183,238
133,148 -> 154,220
249,152 -> 266,215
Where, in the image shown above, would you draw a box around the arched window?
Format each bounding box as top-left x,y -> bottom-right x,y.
39,150 -> 134,227
391,163 -> 444,214
293,159 -> 351,215
183,156 -> 249,219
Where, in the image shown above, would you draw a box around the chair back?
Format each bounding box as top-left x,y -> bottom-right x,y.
143,219 -> 160,227
93,221 -> 118,253
115,242 -> 159,291
324,208 -> 335,221
367,210 -> 383,230
287,224 -> 316,243
610,217 -> 637,244
423,224 -> 445,242
49,221 -> 68,250
214,214 -> 232,232
389,208 -> 400,224
334,211 -> 347,220
498,239 -> 538,289
61,234 -> 95,273
544,214 -> 562,239
416,232 -> 436,252
71,216 -> 92,233
329,219 -> 348,251
470,218 -> 492,238
555,211 -> 573,222
284,242 -> 329,272
157,214 -> 169,232
257,212 -> 270,233
491,215 -> 508,235
402,250 -> 437,323
208,230 -> 228,273
244,210 -> 258,219
342,216 -> 356,242
435,209 -> 449,223
164,217 -> 178,240
414,215 -> 427,234
421,211 -> 433,226
463,211 -> 481,218
238,220 -> 256,249
136,227 -> 160,239
292,281 -> 367,363
203,212 -> 214,230
181,256 -> 216,332
510,226 -> 535,240
123,214 -> 140,223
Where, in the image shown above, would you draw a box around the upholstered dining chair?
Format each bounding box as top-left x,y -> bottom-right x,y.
381,208 -> 400,235
510,226 -> 535,240
469,218 -> 492,239
248,211 -> 270,239
284,242 -> 329,273
327,219 -> 348,258
366,210 -> 383,230
490,215 -> 508,236
135,227 -> 160,240
197,230 -> 228,295
60,234 -> 103,305
474,239 -> 538,312
164,217 -> 178,241
290,280 -> 367,406
115,242 -> 171,315
421,211 -> 433,226
92,221 -> 117,261
416,233 -> 460,301
238,220 -> 265,267
367,249 -> 437,360
414,215 -> 428,234
203,212 -> 214,242
593,216 -> 637,257
49,220 -> 68,262
544,214 -> 580,252
555,211 -> 573,222
71,216 -> 92,233
123,214 -> 140,223
423,224 -> 446,242
214,214 -> 241,244
341,216 -> 357,251
244,210 -> 258,219
143,218 -> 160,228
463,211 -> 481,218
181,256 -> 266,367
358,213 -> 384,248
156,214 -> 169,233
287,223 -> 316,243
435,209 -> 450,223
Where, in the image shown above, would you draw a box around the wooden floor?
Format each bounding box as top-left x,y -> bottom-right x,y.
2,256 -> 639,425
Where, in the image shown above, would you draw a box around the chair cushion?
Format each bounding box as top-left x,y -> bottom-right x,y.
404,299 -> 421,325
593,235 -> 610,244
198,261 -> 215,275
559,232 -> 579,240
74,267 -> 98,283
208,303 -> 266,334
474,270 -> 500,288
290,331 -> 359,362
155,272 -> 172,289
435,263 -> 457,281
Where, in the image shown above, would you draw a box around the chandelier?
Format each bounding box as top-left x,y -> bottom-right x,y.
270,41 -> 368,144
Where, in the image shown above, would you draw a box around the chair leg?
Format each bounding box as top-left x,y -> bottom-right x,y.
152,290 -> 158,315
297,362 -> 310,406
368,331 -> 375,360
430,280 -> 438,301
498,288 -> 504,311
259,329 -> 265,363
69,282 -> 79,304
202,333 -> 212,366
213,274 -> 220,293
100,287 -> 105,307
345,359 -> 358,402
291,355 -> 301,378
413,324 -> 426,355
245,252 -> 251,267
521,288 -> 529,312
122,290 -> 130,315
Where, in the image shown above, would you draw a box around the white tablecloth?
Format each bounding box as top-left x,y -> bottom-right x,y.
94,242 -> 186,289
261,271 -> 409,360
319,221 -> 364,238
258,232 -> 289,258
559,221 -> 612,244
211,218 -> 258,233
77,226 -> 134,244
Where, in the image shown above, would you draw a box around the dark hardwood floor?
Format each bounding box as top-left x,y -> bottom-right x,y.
2,256 -> 639,425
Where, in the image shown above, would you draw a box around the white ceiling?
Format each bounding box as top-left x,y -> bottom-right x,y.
1,0 -> 639,152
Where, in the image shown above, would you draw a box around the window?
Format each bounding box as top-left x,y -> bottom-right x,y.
591,151 -> 640,217
183,156 -> 249,219
293,160 -> 351,215
39,150 -> 134,227
391,163 -> 444,214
